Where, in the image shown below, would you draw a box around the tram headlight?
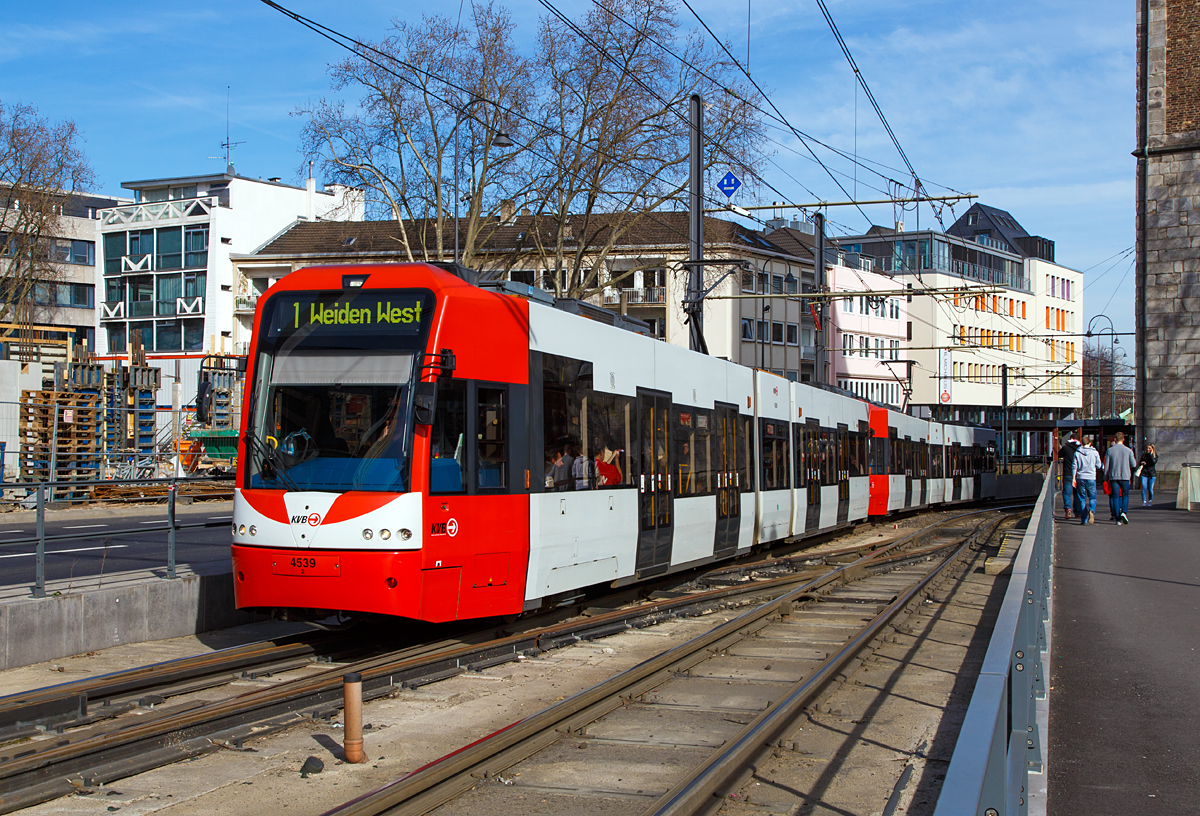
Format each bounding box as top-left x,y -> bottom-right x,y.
362,529 -> 373,540
248,526 -> 257,536
399,528 -> 412,541
238,524 -> 246,536
379,529 -> 391,541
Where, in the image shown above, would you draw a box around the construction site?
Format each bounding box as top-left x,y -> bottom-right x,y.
1,326 -> 242,504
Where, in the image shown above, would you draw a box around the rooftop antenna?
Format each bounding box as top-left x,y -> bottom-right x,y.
208,86 -> 245,172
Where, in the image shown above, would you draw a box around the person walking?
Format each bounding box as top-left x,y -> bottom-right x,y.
1072,436 -> 1102,525
1059,431 -> 1080,519
1138,443 -> 1158,507
1103,431 -> 1136,524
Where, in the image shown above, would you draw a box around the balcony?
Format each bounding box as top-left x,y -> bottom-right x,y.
177,296 -> 204,315
128,300 -> 154,318
99,196 -> 222,227
235,294 -> 259,313
602,287 -> 666,306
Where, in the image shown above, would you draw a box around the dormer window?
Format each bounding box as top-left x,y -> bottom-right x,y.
967,213 -> 978,226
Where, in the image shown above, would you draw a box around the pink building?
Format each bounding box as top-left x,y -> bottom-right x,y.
829,258 -> 909,407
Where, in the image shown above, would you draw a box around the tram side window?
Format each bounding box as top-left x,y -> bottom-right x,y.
740,416 -> 755,492
673,408 -> 712,497
760,419 -> 789,491
890,431 -> 904,476
540,353 -> 632,490
476,387 -> 507,489
430,380 -> 467,493
819,429 -> 835,485
931,444 -> 944,479
869,432 -> 887,475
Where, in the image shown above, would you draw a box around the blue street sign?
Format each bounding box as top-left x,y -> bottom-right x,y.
718,171 -> 742,198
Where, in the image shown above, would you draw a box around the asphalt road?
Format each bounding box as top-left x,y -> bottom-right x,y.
0,501 -> 233,588
1048,490 -> 1200,814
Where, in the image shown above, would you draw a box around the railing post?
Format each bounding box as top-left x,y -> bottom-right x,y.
48,408 -> 59,502
34,483 -> 45,598
166,478 -> 177,579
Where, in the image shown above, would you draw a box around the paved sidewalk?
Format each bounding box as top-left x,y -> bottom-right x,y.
1048,489 -> 1200,814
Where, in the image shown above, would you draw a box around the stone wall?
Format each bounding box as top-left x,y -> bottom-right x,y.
1138,0 -> 1200,473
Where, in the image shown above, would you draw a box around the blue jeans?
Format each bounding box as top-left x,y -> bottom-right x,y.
1108,479 -> 1130,519
1142,476 -> 1156,504
1076,479 -> 1097,522
1063,480 -> 1074,515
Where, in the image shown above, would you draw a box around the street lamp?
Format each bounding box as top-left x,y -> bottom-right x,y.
452,98 -> 513,264
1086,315 -> 1117,419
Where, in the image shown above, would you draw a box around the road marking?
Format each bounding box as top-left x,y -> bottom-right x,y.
0,530 -> 26,534
0,544 -> 130,559
209,515 -> 232,520
62,524 -> 110,530
139,521 -> 164,525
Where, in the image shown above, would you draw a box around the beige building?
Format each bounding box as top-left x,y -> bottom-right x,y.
232,214 -> 818,378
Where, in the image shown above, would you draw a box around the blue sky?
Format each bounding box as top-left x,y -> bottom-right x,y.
2,0 -> 1135,336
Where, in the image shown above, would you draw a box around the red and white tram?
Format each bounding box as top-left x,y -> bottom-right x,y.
231,263 -> 998,624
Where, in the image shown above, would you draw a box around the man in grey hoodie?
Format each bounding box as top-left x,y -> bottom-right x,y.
1104,431 -> 1136,524
1072,436 -> 1103,525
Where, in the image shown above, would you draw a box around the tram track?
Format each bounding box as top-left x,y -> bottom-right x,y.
0,506 -> 1024,814
319,509 -> 1018,816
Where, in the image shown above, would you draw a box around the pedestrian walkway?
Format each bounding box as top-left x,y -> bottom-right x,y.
1048,489 -> 1200,814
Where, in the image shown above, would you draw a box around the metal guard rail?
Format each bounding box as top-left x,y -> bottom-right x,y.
1,475 -> 234,598
934,463 -> 1053,815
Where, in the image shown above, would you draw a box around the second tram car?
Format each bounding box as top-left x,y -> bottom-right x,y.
232,263 -> 998,624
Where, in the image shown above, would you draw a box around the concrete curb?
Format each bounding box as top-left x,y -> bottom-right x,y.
0,559 -> 258,671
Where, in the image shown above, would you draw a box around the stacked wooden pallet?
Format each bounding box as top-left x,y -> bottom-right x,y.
19,390 -> 103,497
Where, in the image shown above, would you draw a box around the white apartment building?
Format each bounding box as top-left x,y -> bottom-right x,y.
829,259 -> 909,407
96,169 -> 362,358
838,204 -> 1082,457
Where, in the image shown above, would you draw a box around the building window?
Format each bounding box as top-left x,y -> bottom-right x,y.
844,295 -> 854,313
185,225 -> 209,268
157,320 -> 183,351
741,318 -> 755,340
785,275 -> 798,295
157,227 -> 182,270
50,238 -> 95,266
130,321 -> 154,351
758,320 -> 768,341
786,323 -> 798,346
184,318 -> 204,351
772,275 -> 783,295
772,321 -> 784,344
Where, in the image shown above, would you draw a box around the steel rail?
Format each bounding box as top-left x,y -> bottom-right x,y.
0,509 -> 1016,813
643,519 -> 1002,815
0,629 -> 346,741
319,513 -> 1007,816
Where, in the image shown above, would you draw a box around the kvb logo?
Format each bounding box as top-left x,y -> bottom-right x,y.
291,513 -> 322,526
430,518 -> 460,537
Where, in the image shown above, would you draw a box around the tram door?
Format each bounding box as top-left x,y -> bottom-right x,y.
903,437 -> 913,507
951,443 -> 963,500
713,403 -> 740,558
836,424 -> 850,524
804,420 -> 821,533
637,390 -> 673,576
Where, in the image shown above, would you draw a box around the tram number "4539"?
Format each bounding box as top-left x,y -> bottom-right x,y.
272,555 -> 340,577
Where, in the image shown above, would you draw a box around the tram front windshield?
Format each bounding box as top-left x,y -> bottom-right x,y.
245,288 -> 433,493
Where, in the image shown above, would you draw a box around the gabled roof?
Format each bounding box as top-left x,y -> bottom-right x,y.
246,212 -> 810,264
947,203 -> 1031,255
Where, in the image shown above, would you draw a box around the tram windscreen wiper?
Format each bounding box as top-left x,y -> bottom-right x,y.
245,430 -> 300,492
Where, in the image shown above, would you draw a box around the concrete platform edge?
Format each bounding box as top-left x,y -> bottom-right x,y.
0,568 -> 257,670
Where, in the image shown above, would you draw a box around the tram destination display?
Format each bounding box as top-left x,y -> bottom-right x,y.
260,289 -> 433,350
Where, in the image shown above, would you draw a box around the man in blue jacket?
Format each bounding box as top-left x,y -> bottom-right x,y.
1072,437 -> 1103,525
